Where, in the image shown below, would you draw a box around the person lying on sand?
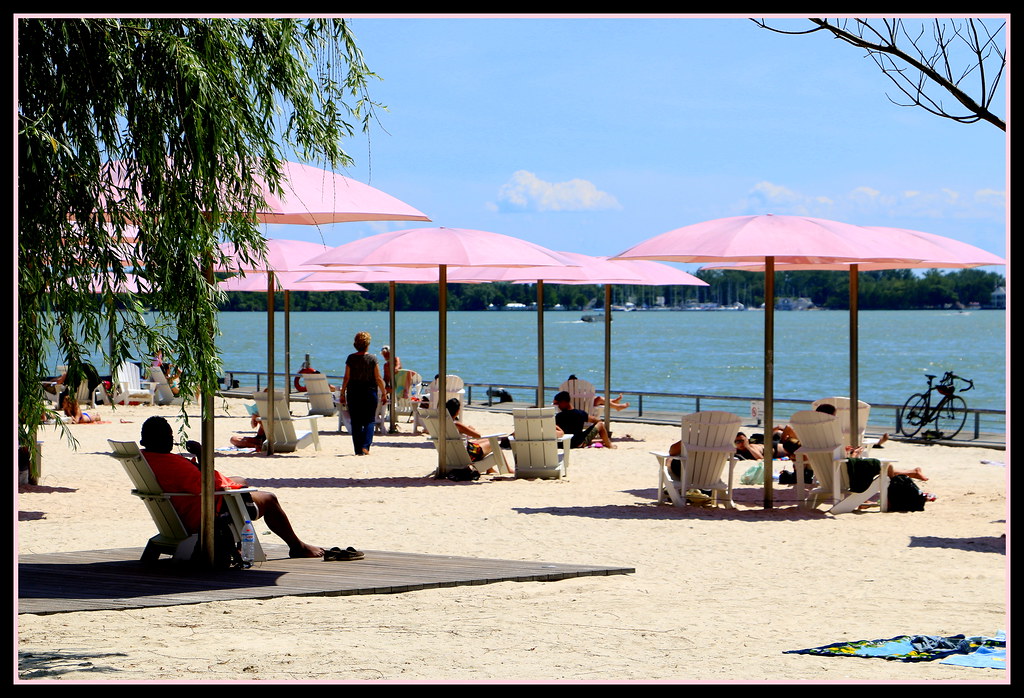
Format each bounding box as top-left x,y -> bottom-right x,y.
140,416 -> 326,559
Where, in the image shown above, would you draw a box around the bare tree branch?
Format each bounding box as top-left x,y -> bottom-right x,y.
752,17 -> 1006,131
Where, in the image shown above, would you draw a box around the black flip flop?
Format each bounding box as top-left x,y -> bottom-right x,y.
324,546 -> 365,561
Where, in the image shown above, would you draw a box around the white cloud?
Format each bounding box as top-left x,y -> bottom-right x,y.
739,180 -> 1006,224
494,170 -> 621,213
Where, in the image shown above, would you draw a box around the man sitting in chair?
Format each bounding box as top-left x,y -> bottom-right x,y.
139,416 -> 326,559
552,391 -> 614,449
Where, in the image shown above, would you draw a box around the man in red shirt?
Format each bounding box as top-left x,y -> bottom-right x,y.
140,416 -> 325,559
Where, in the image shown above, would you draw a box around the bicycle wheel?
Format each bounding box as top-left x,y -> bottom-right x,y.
935,395 -> 968,439
899,393 -> 930,437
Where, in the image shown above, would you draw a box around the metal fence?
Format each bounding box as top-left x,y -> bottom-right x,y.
217,371 -> 1004,441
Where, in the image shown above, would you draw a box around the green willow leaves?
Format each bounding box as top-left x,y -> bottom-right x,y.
18,17 -> 380,455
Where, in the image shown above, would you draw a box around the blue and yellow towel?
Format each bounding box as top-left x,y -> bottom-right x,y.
786,632 -> 1005,669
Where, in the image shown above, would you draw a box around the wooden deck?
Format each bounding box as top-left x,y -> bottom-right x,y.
17,545 -> 634,616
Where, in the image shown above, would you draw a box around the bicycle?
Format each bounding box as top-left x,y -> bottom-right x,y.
898,371 -> 974,439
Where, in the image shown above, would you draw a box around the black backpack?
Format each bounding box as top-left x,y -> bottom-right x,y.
887,474 -> 927,512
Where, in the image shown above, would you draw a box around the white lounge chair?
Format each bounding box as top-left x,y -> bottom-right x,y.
416,406 -> 511,476
427,375 -> 465,412
108,439 -> 266,564
789,410 -> 890,514
253,392 -> 321,454
302,373 -> 338,418
652,411 -> 742,508
812,396 -> 871,451
559,377 -> 598,417
110,361 -> 157,406
393,369 -> 423,422
510,406 -> 572,479
149,367 -> 184,406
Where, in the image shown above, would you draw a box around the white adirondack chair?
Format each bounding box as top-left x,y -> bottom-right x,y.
303,373 -> 338,417
108,439 -> 266,564
253,392 -> 321,454
393,369 -> 423,422
812,396 -> 871,451
110,361 -> 157,406
652,411 -> 742,508
560,377 -> 598,417
416,406 -> 511,476
789,410 -> 890,514
509,406 -> 572,479
148,367 -> 184,406
427,375 -> 465,412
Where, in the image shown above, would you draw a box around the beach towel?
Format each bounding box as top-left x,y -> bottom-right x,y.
785,632 -> 1005,667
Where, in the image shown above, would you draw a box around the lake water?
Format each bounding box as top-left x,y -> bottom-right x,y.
44,308 -> 1006,417
212,308 -> 1006,413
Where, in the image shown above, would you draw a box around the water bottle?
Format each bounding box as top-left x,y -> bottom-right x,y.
240,520 -> 256,568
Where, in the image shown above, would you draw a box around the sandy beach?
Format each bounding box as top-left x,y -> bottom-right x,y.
16,398 -> 1008,683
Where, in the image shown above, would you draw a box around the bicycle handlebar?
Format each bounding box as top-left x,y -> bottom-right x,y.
945,372 -> 974,392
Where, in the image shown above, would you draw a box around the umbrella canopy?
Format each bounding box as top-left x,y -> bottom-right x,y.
305,226 -> 576,269
303,227 -> 574,475
613,214 -> 942,508
96,159 -> 430,226
614,214 -> 941,264
251,161 -> 430,225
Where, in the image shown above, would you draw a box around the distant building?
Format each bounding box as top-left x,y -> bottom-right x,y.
991,287 -> 1006,309
775,297 -> 815,311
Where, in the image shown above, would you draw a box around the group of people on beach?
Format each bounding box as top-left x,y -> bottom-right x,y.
77,328 -> 940,566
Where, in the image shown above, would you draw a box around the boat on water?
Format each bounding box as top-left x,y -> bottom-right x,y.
580,312 -> 610,322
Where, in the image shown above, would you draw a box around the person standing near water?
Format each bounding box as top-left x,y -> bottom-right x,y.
339,331 -> 387,455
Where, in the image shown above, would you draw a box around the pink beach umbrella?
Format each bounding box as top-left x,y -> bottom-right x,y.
249,161 -> 430,225
700,228 -> 1006,455
303,227 -> 575,475
96,159 -> 430,226
613,214 -> 945,508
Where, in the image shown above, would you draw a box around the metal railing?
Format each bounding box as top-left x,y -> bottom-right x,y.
217,371 -> 1004,441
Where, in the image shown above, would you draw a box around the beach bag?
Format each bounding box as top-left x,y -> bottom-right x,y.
887,474 -> 927,512
446,467 -> 480,482
740,461 -> 765,485
191,511 -> 245,571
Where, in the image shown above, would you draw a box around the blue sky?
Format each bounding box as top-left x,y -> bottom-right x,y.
268,15 -> 1008,273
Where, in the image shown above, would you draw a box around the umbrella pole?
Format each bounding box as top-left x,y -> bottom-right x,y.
603,284 -> 612,431
537,280 -> 545,407
437,265 -> 447,477
200,256 -> 216,569
284,290 -> 291,405
266,273 -> 275,455
763,257 -> 775,510
850,266 -> 860,448
389,281 -> 397,433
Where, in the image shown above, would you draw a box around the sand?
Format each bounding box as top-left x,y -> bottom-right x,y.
16,398 -> 1008,683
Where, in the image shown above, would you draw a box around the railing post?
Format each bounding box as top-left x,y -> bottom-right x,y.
974,411 -> 980,440
637,394 -> 643,417
695,396 -> 701,413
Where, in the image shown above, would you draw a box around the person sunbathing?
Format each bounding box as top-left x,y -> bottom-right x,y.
60,392 -> 107,424
140,416 -> 327,559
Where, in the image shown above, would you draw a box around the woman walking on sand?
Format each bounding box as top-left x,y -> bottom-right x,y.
339,331 -> 387,455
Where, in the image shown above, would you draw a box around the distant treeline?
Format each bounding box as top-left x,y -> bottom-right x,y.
216,268 -> 1006,312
